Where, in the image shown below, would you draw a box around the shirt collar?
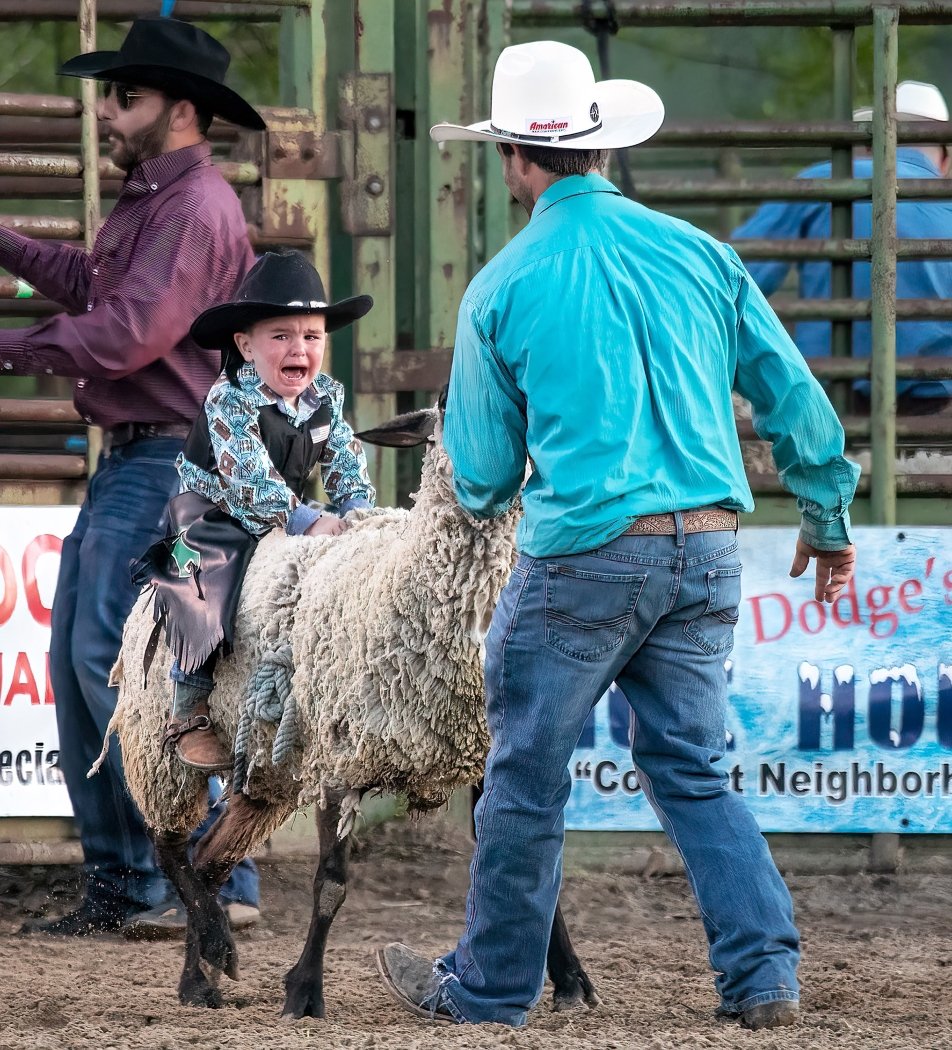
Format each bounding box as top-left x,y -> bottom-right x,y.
237,361 -> 330,423
123,141 -> 212,198
895,147 -> 942,177
531,173 -> 622,221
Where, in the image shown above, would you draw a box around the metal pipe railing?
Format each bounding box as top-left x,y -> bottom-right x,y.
733,238 -> 952,260
511,1 -> 952,28
648,120 -> 952,147
628,179 -> 951,203
0,1 -> 305,20
0,93 -> 80,117
0,399 -> 80,422
0,152 -> 260,185
738,417 -> 952,442
80,0 -> 100,256
747,472 -> 952,495
0,455 -> 86,480
775,299 -> 952,321
810,357 -> 952,381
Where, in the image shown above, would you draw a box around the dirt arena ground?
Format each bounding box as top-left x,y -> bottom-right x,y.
1,818 -> 951,1050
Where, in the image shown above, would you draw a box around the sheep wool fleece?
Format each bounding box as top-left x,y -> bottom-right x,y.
109,435 -> 520,836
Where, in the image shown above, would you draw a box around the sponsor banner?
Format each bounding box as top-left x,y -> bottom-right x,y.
0,507 -> 79,817
566,527 -> 952,834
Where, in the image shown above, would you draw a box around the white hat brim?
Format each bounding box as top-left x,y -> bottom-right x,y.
430,79 -> 664,149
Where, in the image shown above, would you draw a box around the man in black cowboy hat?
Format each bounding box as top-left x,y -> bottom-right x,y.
0,16 -> 264,937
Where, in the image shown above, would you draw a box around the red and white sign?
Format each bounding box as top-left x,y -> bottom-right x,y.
0,507 -> 79,817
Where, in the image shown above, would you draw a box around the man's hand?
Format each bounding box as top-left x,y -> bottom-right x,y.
789,539 -> 856,604
305,514 -> 348,538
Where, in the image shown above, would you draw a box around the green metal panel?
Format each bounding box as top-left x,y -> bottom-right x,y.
869,6 -> 899,526
426,0 -> 475,352
480,0 -> 513,263
350,0 -> 398,506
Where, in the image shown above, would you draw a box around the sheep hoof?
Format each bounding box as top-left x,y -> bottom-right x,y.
179,973 -> 223,1009
551,976 -> 601,1012
281,991 -> 325,1020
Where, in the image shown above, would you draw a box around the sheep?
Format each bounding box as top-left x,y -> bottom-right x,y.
104,404 -> 599,1020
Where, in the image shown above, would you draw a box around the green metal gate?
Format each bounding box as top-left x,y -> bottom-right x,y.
1,0 -> 951,865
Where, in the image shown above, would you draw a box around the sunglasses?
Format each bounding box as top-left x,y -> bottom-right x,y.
103,81 -> 150,110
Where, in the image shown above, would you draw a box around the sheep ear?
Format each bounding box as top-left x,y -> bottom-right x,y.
355,409 -> 437,448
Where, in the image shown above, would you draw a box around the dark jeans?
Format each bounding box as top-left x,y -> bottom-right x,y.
50,437 -> 258,909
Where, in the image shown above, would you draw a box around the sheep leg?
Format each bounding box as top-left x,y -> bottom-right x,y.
281,793 -> 350,1019
152,829 -> 233,1004
547,902 -> 601,1011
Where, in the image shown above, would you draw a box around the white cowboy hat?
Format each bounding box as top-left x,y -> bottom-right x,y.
853,80 -> 949,122
429,40 -> 664,150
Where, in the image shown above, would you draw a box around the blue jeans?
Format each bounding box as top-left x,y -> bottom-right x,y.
50,438 -> 258,910
436,519 -> 799,1026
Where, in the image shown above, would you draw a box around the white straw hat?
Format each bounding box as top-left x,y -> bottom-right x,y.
853,80 -> 949,121
429,40 -> 664,150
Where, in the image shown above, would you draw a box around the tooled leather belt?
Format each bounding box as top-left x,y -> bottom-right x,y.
623,506 -> 738,536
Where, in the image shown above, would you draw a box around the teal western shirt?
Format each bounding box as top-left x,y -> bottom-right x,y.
444,174 -> 859,558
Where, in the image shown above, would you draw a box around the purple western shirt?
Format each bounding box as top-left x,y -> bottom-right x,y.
0,142 -> 254,428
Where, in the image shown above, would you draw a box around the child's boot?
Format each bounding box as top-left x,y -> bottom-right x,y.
163,682 -> 233,772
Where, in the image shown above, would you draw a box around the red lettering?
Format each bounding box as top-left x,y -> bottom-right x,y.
748,593 -> 792,643
831,576 -> 863,628
3,651 -> 40,706
22,534 -> 61,628
898,577 -> 924,614
797,600 -> 827,635
45,652 -> 54,705
0,544 -> 15,626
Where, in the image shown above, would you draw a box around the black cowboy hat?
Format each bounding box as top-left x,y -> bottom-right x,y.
190,251 -> 374,366
59,17 -> 265,131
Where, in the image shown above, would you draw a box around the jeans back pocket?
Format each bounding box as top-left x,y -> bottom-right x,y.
544,564 -> 647,662
684,564 -> 742,656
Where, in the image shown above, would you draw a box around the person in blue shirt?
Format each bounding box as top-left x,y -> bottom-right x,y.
732,80 -> 952,411
375,41 -> 857,1034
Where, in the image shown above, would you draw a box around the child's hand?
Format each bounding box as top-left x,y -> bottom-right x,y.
305,514 -> 348,538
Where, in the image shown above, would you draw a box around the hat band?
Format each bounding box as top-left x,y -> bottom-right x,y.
286,300 -> 327,308
489,121 -> 603,144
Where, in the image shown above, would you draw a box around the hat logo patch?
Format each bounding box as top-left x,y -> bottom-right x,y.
590,102 -> 599,123
527,118 -> 570,133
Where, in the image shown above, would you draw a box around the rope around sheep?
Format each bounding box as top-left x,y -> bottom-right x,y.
232,644 -> 298,793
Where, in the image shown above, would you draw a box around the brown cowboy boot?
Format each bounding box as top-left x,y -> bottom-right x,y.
163,699 -> 233,772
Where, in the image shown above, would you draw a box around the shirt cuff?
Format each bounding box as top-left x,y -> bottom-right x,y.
287,504 -> 322,536
0,336 -> 36,375
0,225 -> 28,273
799,509 -> 853,551
337,496 -> 372,515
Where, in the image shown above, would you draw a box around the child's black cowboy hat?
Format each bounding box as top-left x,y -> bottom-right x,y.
190,250 -> 373,365
59,16 -> 265,131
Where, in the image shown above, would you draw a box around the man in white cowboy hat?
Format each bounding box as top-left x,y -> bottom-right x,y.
733,79 -> 952,414
0,16 -> 263,937
376,39 -> 857,1031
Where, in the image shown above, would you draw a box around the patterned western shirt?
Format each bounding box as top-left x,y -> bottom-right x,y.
177,362 -> 375,536
0,142 -> 253,428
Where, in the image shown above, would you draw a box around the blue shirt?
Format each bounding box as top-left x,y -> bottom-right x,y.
177,363 -> 375,537
444,174 -> 858,558
733,149 -> 952,398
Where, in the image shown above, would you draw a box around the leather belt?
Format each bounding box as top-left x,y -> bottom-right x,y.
623,507 -> 738,536
102,422 -> 191,455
